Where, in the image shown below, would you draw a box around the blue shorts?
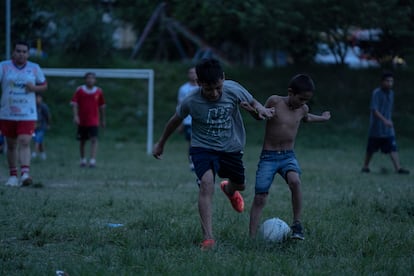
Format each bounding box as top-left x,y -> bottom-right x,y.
32,128 -> 46,143
190,147 -> 245,185
366,136 -> 397,154
255,150 -> 301,194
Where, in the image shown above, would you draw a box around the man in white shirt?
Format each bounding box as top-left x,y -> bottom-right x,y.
0,41 -> 48,186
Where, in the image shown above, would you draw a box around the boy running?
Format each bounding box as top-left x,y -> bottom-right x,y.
153,58 -> 274,250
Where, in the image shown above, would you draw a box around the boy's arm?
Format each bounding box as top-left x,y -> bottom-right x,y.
42,105 -> 51,127
26,82 -> 48,93
303,111 -> 331,123
373,110 -> 393,127
72,104 -> 80,125
153,114 -> 183,159
100,106 -> 106,128
240,99 -> 275,120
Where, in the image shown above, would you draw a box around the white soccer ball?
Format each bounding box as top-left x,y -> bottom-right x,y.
259,217 -> 291,242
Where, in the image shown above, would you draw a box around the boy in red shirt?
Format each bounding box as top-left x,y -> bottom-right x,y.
71,72 -> 106,167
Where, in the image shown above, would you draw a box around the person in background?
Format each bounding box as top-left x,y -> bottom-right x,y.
153,58 -> 275,250
177,66 -> 198,171
0,41 -> 48,186
71,72 -> 106,168
32,93 -> 51,160
361,71 -> 409,174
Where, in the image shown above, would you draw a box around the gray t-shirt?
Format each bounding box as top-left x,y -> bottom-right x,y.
368,87 -> 395,137
177,80 -> 253,152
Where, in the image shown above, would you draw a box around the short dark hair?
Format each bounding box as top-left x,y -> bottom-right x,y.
381,71 -> 393,80
84,72 -> 96,78
14,41 -> 30,50
288,74 -> 315,94
195,58 -> 223,84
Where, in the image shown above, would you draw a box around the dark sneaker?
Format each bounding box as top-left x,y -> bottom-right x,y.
361,167 -> 370,173
291,221 -> 305,240
397,168 -> 410,174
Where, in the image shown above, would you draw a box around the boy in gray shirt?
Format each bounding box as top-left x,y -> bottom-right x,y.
153,58 -> 275,250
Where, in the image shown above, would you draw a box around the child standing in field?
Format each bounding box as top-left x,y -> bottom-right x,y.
177,66 -> 199,171
32,93 -> 51,160
248,74 -> 331,240
71,72 -> 106,168
153,58 -> 275,250
361,72 -> 409,174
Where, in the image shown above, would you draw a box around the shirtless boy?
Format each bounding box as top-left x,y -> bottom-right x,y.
248,74 -> 331,240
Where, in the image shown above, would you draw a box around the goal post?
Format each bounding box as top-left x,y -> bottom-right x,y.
42,68 -> 155,155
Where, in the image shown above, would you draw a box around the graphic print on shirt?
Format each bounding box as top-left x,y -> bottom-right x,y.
2,66 -> 38,118
206,106 -> 231,137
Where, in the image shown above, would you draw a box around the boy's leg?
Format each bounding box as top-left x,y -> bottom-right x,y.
362,152 -> 373,171
18,134 -> 32,167
389,151 -> 409,173
286,170 -> 305,240
286,171 -> 302,222
6,137 -> 18,170
390,151 -> 402,171
88,127 -> 99,167
18,134 -> 33,186
90,136 -> 98,160
198,169 -> 215,241
249,193 -> 268,237
79,140 -> 87,166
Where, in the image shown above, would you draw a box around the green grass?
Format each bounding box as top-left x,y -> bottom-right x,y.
0,134 -> 413,275
1,62 -> 413,274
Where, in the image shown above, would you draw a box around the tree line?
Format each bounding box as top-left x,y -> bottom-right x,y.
1,0 -> 413,67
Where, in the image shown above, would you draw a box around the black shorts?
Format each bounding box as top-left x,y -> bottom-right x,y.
190,147 -> 245,185
366,136 -> 397,154
77,126 -> 99,141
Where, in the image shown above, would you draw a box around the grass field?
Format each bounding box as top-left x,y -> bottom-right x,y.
0,61 -> 413,275
1,131 -> 413,275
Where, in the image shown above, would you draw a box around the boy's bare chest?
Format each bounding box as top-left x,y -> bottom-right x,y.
275,105 -> 303,126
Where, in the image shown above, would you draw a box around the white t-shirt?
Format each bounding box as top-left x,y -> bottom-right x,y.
177,82 -> 198,126
0,60 -> 46,120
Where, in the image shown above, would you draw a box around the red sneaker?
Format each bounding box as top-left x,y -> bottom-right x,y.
220,180 -> 244,213
200,239 -> 215,251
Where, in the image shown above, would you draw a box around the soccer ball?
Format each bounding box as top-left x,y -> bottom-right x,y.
259,217 -> 291,242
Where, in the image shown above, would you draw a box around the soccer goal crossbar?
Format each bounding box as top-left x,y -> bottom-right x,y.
42,68 -> 155,155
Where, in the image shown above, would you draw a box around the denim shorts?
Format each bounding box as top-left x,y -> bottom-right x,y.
190,147 -> 245,185
255,150 -> 301,194
33,128 -> 46,143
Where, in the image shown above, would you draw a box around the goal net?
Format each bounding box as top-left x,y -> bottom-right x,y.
42,68 -> 154,154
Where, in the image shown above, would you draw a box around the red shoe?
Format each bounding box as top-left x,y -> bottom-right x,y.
200,239 -> 215,251
220,180 -> 244,213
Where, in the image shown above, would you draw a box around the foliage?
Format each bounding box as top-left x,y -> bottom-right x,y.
55,7 -> 114,63
0,1 -> 413,65
360,0 -> 414,65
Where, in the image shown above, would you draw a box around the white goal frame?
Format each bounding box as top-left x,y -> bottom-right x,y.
42,68 -> 154,154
